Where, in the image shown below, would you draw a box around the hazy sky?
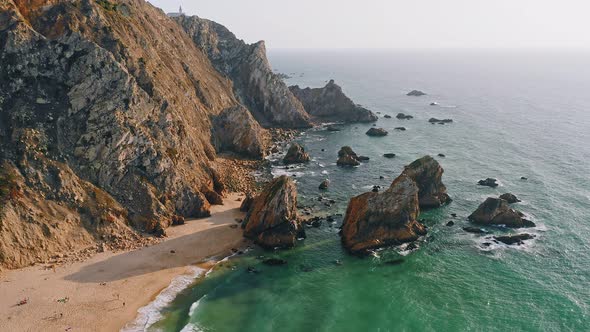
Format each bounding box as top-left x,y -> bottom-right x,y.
150,0 -> 590,49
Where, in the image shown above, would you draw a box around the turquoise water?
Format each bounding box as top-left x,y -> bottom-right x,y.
144,50 -> 590,331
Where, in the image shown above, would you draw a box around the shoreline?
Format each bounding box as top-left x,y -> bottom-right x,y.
0,193 -> 248,332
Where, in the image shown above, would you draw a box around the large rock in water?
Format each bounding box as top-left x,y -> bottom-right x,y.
283,143 -> 310,164
366,128 -> 389,137
337,146 -> 361,166
289,80 -> 378,123
341,175 -> 426,254
468,198 -> 535,228
212,105 -> 270,158
242,176 -> 304,248
175,16 -> 311,128
401,156 -> 451,209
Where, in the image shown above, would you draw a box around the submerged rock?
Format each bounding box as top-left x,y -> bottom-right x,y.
493,233 -> 535,245
262,258 -> 288,266
289,80 -> 378,123
326,125 -> 341,132
499,193 -> 521,203
383,153 -> 397,158
401,156 -> 451,209
319,179 -> 330,190
428,118 -> 453,123
463,227 -> 487,234
383,114 -> 392,119
366,128 -> 388,137
283,143 -> 310,164
478,178 -> 499,188
407,90 -> 426,96
242,176 -> 304,248
468,197 -> 535,228
341,175 -> 426,254
395,127 -> 407,131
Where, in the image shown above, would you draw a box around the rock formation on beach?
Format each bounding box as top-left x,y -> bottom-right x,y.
468,198 -> 535,228
289,80 -> 378,123
212,105 -> 271,158
283,143 -> 310,164
175,15 -> 312,128
340,175 -> 426,254
401,156 -> 451,209
242,176 -> 304,248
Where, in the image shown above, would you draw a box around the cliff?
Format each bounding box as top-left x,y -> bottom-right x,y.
174,15 -> 312,128
0,0 -> 244,268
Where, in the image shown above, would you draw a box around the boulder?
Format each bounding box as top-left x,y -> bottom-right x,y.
494,233 -> 535,245
383,115 -> 392,119
396,113 -> 414,120
478,178 -> 499,188
366,128 -> 388,137
283,143 -> 310,164
212,105 -> 271,158
401,156 -> 451,209
468,197 -> 535,228
358,156 -> 370,161
437,153 -> 446,157
289,80 -> 378,123
341,174 -> 426,254
383,153 -> 396,158
395,127 -> 407,131
319,179 -> 330,190
337,146 -> 361,166
499,193 -> 521,203
242,176 -> 304,248
407,90 -> 426,96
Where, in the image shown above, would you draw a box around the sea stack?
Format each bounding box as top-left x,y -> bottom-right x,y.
283,143 -> 311,164
402,156 -> 451,209
340,175 -> 426,255
468,197 -> 535,228
242,176 -> 304,248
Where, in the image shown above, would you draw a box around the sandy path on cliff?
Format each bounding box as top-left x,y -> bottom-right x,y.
0,193 -> 248,332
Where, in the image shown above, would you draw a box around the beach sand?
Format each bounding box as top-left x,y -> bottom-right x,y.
0,193 -> 248,332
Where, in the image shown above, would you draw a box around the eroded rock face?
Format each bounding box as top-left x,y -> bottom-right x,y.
242,176 -> 303,248
289,80 -> 378,123
468,198 -> 535,228
283,143 -> 310,164
212,105 -> 270,158
341,175 -> 426,254
0,0 -> 241,268
402,156 -> 451,209
175,15 -> 311,128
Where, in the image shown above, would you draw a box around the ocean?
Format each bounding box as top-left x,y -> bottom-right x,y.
128,49 -> 590,331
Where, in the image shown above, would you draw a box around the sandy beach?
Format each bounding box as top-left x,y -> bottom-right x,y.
0,193 -> 248,332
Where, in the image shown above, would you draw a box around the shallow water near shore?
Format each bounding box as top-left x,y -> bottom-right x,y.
142,50 -> 590,331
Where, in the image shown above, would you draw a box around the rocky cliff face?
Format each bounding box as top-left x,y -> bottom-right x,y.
212,105 -> 270,158
0,0 -> 246,268
340,175 -> 425,254
242,175 -> 303,248
289,80 -> 378,123
402,156 -> 451,209
174,15 -> 312,128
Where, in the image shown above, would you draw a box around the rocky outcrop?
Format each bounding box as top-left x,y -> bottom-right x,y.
478,178 -> 499,188
340,175 -> 426,254
401,156 -> 451,209
289,80 -> 378,123
175,15 -> 311,128
242,176 -> 304,248
366,128 -> 388,137
212,105 -> 270,158
0,0 -> 248,268
337,146 -> 361,167
283,143 -> 310,164
468,198 -> 535,228
493,233 -> 535,245
407,90 -> 426,96
499,193 -> 521,203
